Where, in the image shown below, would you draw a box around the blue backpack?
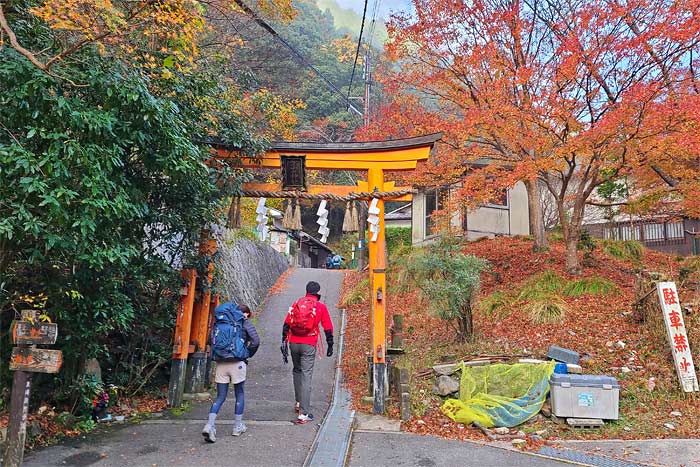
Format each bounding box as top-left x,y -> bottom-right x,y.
211,305 -> 250,362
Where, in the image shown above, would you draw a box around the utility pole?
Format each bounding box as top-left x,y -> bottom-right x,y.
356,49 -> 371,271
362,52 -> 371,127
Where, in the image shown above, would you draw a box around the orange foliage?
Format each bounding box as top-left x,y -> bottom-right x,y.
364,0 -> 700,272
3,0 -> 296,74
341,237 -> 700,441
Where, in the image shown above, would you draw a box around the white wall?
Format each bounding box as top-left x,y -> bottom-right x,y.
411,181 -> 530,244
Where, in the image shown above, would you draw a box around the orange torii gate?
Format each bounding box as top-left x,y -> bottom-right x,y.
167,134 -> 440,413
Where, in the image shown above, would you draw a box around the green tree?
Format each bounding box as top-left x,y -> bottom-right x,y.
410,239 -> 489,341
0,5 -> 266,403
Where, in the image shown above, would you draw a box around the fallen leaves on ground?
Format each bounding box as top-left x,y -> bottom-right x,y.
0,392 -> 168,449
340,237 -> 700,442
268,268 -> 293,296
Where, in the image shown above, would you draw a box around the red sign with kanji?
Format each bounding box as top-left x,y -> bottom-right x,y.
657,281 -> 698,392
662,287 -> 678,305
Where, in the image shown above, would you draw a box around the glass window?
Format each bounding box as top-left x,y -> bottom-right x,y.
425,187 -> 447,237
620,224 -> 641,241
605,226 -> 619,240
666,221 -> 684,239
643,223 -> 665,241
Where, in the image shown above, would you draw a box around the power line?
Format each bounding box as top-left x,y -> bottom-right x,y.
367,0 -> 382,50
346,0 -> 369,109
231,0 -> 362,116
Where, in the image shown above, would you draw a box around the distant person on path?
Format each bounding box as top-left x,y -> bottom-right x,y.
202,303 -> 259,443
281,281 -> 334,424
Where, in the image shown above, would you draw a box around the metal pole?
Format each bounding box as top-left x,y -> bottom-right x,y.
363,53 -> 371,127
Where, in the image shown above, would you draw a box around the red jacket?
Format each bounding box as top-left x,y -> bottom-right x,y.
284,294 -> 333,346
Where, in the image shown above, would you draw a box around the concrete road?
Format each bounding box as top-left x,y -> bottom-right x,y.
22,268 -> 343,467
348,432 -> 575,467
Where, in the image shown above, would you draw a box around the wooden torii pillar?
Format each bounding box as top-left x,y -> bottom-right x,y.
168,133 -> 440,411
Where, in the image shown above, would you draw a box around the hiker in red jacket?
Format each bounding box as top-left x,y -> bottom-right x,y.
281,281 -> 334,424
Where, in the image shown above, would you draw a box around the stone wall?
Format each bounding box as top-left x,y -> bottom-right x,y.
215,231 -> 288,312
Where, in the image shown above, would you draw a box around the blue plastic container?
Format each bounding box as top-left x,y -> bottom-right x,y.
553,362 -> 568,374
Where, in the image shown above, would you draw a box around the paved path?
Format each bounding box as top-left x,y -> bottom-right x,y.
22,268 -> 344,467
20,267 -> 695,467
555,439 -> 700,467
348,432 -> 573,467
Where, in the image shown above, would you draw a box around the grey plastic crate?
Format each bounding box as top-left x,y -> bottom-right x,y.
550,374 -> 620,420
546,345 -> 580,364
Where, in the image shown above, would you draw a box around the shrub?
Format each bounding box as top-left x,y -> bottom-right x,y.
388,245 -> 424,292
600,239 -> 644,262
526,294 -> 569,324
564,277 -> 618,296
518,270 -> 566,301
386,227 -> 412,255
480,291 -> 513,319
410,238 -> 489,341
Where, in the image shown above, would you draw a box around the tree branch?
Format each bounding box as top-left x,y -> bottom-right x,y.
0,6 -> 49,71
650,165 -> 679,187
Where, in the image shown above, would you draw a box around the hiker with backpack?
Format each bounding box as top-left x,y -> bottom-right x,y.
202,303 -> 259,443
280,281 -> 334,424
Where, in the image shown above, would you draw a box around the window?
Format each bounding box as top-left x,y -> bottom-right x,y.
425,187 -> 447,237
604,226 -> 619,240
643,223 -> 665,242
620,224 -> 641,241
666,221 -> 684,239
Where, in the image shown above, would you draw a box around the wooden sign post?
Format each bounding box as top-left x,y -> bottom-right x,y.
656,282 -> 699,392
3,311 -> 62,467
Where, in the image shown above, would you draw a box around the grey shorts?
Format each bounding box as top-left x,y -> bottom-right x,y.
214,361 -> 247,384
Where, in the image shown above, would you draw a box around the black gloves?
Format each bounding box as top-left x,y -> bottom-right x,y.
280,341 -> 289,364
325,330 -> 334,357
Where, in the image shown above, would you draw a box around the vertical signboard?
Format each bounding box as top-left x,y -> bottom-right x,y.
657,282 -> 699,392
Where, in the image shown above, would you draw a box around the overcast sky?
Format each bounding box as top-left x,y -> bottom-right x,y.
334,0 -> 413,20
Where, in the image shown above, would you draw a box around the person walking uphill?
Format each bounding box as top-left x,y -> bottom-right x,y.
281,281 -> 334,424
202,303 -> 259,443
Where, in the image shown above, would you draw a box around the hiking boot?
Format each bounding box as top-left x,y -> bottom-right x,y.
202,423 -> 216,443
296,413 -> 314,424
231,421 -> 247,437
294,402 -> 300,414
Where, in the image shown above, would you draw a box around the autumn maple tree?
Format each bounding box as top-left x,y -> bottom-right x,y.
0,0 -> 296,77
364,0 -> 700,273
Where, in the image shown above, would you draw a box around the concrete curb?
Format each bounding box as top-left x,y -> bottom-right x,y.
304,308 -> 355,467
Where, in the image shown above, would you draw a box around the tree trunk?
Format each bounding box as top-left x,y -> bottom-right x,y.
564,227 -> 582,275
524,179 -> 549,251
458,305 -> 474,341
561,196 -> 586,275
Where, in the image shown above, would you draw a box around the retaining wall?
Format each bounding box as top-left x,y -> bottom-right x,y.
216,231 -> 288,312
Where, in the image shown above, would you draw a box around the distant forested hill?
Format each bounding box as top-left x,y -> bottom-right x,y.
315,0 -> 388,45
229,0 -> 385,142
